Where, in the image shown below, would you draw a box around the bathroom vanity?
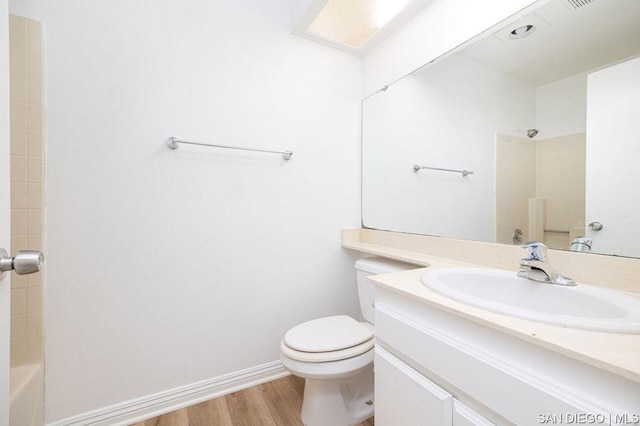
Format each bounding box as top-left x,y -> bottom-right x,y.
374,280 -> 639,425
351,0 -> 640,421
343,229 -> 640,426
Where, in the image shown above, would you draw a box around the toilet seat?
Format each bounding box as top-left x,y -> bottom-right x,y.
282,315 -> 374,363
280,337 -> 375,362
281,347 -> 374,380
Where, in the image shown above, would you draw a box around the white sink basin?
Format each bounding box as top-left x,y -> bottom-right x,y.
420,268 -> 640,333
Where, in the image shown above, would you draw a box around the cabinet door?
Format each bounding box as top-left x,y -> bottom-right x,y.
375,347 -> 453,425
453,400 -> 495,426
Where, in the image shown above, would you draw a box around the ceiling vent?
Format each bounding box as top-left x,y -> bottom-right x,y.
565,0 -> 595,10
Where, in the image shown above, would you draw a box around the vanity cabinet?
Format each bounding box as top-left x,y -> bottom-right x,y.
375,347 -> 453,425
453,400 -> 495,426
373,288 -> 640,426
376,346 -> 493,425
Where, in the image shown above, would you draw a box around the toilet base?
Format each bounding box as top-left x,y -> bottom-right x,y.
301,364 -> 374,426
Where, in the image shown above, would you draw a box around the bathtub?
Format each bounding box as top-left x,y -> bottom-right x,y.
10,364 -> 43,426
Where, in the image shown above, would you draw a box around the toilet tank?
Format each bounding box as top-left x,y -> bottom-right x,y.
355,257 -> 417,324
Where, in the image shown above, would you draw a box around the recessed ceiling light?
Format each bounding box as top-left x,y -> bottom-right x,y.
508,24 -> 536,40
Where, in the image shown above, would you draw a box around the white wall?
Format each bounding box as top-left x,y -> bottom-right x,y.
362,54 -> 535,241
362,0 -> 537,96
536,73 -> 587,139
10,0 -> 362,422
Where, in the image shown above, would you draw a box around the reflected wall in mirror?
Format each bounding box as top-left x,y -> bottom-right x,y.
362,0 -> 640,258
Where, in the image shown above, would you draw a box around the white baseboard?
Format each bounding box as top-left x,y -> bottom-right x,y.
47,360 -> 288,426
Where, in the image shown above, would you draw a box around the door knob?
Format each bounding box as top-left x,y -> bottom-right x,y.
512,228 -> 524,245
588,222 -> 604,231
0,248 -> 44,280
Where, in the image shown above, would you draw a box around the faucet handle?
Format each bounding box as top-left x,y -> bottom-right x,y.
571,236 -> 593,253
520,241 -> 548,261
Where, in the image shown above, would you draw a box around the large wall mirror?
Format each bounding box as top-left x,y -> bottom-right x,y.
362,0 -> 640,258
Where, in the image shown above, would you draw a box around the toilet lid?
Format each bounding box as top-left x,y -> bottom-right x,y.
284,315 -> 374,353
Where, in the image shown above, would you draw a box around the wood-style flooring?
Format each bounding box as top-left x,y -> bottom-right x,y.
131,375 -> 375,426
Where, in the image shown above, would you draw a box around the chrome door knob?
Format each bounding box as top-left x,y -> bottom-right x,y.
588,221 -> 604,231
0,248 -> 44,280
512,228 -> 524,245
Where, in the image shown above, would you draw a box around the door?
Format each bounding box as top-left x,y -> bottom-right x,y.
375,347 -> 453,425
585,56 -> 640,257
1,1 -> 12,423
453,400 -> 495,426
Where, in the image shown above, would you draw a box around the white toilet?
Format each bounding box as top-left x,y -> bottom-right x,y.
280,257 -> 415,425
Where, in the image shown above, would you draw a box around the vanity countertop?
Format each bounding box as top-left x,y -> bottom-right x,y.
343,229 -> 640,384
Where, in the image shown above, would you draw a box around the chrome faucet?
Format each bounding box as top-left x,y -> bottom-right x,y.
517,242 -> 576,286
570,236 -> 593,253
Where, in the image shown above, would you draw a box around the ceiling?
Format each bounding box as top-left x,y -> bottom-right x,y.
458,0 -> 640,86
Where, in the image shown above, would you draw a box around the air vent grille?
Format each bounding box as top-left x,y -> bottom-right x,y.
566,0 -> 595,10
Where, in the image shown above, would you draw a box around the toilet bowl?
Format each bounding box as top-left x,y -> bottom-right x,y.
280,258 -> 416,426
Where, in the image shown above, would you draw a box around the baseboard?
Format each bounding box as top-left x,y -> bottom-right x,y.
47,360 -> 288,426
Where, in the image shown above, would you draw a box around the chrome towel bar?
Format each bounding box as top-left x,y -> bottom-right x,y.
167,137 -> 293,160
413,164 -> 473,177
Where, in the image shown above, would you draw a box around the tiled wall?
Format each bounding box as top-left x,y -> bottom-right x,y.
536,133 -> 586,250
495,133 -> 586,251
495,134 -> 536,245
9,14 -> 43,367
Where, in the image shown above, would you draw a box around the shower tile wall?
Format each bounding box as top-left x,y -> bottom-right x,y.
495,133 -> 586,250
9,14 -> 44,367
495,134 -> 536,245
536,133 -> 586,249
